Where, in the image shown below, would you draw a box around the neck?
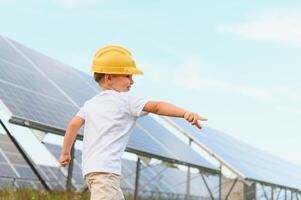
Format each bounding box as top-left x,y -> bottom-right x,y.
100,84 -> 120,92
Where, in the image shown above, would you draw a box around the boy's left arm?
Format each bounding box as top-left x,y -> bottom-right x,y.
143,101 -> 207,129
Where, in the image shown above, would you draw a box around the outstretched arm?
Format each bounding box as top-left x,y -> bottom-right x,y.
59,116 -> 85,167
143,101 -> 207,129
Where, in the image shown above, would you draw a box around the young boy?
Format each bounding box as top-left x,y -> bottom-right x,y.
59,45 -> 207,200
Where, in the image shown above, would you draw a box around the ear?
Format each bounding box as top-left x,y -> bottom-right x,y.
104,74 -> 112,82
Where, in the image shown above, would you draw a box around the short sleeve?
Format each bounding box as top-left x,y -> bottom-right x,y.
76,105 -> 86,120
127,92 -> 149,118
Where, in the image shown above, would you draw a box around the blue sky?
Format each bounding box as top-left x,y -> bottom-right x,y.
1,0 -> 301,166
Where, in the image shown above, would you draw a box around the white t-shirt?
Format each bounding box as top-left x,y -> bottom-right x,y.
76,90 -> 148,177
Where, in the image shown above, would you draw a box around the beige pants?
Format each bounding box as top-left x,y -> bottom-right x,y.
85,172 -> 125,200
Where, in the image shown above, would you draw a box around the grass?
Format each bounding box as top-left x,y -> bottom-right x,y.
0,188 -> 151,200
0,188 -> 89,200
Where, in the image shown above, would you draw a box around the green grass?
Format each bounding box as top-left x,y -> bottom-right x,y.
0,188 -> 89,200
0,188 -> 151,200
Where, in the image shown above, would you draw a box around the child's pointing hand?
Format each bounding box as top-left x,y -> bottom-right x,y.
184,111 -> 208,129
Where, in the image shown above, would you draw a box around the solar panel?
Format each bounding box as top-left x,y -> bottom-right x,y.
0,82 -> 76,130
0,37 -> 34,69
0,35 -> 218,173
43,142 -> 217,198
0,163 -> 18,178
14,166 -> 37,179
0,134 -> 67,190
168,117 -> 301,190
128,116 -> 217,171
6,38 -> 97,106
0,153 -> 6,163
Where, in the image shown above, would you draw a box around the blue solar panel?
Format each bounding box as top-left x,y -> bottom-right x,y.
8,38 -> 97,106
0,37 -> 34,69
130,116 -> 217,171
0,82 -> 77,130
14,166 -> 37,179
169,117 -> 301,190
0,163 -> 18,178
0,134 -> 68,190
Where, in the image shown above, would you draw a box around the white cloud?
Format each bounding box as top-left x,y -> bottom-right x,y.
52,0 -> 104,7
226,12 -> 301,47
172,61 -> 301,113
140,61 -> 167,82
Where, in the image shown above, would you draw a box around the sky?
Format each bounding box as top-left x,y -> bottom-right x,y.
0,0 -> 300,166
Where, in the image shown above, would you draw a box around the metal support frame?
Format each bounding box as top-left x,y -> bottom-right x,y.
0,119 -> 50,191
243,181 -> 256,200
185,139 -> 192,200
261,183 -> 269,200
66,143 -> 75,191
285,189 -> 287,200
272,186 -> 274,199
201,173 -> 215,200
219,165 -> 222,200
224,178 -> 238,200
276,188 -> 282,200
134,157 -> 141,200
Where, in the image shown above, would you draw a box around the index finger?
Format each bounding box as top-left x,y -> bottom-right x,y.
198,115 -> 208,121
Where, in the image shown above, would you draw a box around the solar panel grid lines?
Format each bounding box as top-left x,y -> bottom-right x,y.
6,37 -> 97,107
0,143 -> 21,178
0,36 -> 35,69
120,161 -> 136,190
0,83 -> 77,130
44,143 -> 84,186
0,134 -> 72,190
0,61 -> 69,102
142,165 -> 178,194
168,117 -> 301,191
163,116 -> 247,179
135,122 -> 181,160
2,36 -> 81,109
137,116 -> 218,171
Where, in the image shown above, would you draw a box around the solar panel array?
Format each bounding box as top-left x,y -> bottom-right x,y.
168,117 -> 301,190
129,116 -> 216,171
0,35 -> 218,172
0,134 -> 66,190
44,142 -> 218,198
0,133 -> 219,198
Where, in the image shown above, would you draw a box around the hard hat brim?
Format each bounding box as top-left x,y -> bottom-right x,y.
92,65 -> 144,75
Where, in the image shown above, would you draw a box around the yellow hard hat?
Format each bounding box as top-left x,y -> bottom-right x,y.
91,45 -> 144,75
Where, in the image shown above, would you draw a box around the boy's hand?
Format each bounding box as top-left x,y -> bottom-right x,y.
184,111 -> 208,129
59,153 -> 71,167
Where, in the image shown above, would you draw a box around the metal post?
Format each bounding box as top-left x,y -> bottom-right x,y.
225,178 -> 238,200
276,188 -> 282,200
201,174 -> 215,200
134,157 -> 141,200
271,186 -> 274,200
219,165 -> 222,200
185,139 -> 192,200
0,120 -> 50,191
66,142 -> 75,191
285,189 -> 287,200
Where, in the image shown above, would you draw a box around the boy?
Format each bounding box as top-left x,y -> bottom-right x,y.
59,45 -> 207,200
